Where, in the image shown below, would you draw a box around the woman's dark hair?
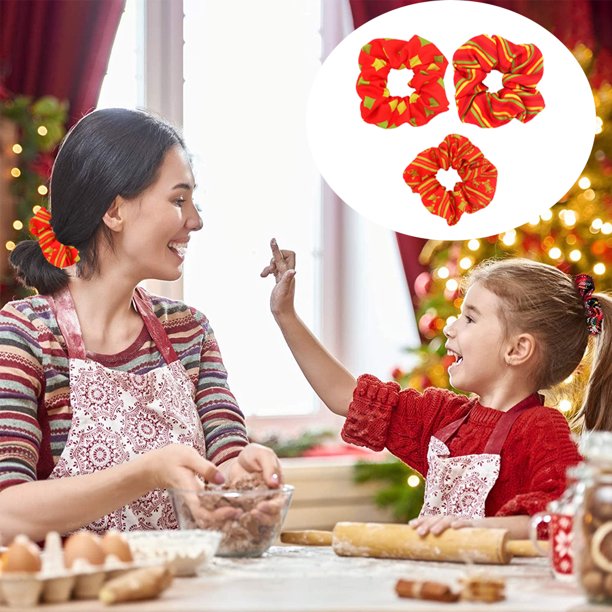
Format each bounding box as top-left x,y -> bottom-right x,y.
10,108 -> 186,295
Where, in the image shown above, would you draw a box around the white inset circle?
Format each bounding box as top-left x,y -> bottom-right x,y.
307,0 -> 596,239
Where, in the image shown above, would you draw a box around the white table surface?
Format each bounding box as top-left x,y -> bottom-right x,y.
13,545 -> 612,612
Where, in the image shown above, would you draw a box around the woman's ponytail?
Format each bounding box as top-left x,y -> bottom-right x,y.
9,240 -> 69,295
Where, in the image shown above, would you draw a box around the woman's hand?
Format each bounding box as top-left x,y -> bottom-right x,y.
260,239 -> 296,320
137,443 -> 225,491
224,443 -> 283,488
409,514 -> 474,536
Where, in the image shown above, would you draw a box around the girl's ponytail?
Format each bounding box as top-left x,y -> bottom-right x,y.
579,293 -> 612,431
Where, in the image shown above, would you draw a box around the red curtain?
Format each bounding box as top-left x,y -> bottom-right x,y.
349,0 -> 611,309
0,0 -> 125,127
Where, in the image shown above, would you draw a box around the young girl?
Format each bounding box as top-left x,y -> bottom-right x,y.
0,108 -> 282,543
261,240 -> 611,539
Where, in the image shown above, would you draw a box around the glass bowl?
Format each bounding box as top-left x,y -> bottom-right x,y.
123,529 -> 221,576
168,485 -> 294,557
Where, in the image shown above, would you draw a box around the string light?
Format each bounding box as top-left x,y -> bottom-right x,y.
569,249 -> 582,262
584,189 -> 595,201
446,279 -> 459,292
437,266 -> 450,279
540,209 -> 553,221
578,176 -> 591,189
566,234 -> 577,246
12,220 -> 23,231
558,399 -> 572,412
591,218 -> 603,231
528,215 -> 540,226
594,263 -> 606,276
548,247 -> 562,260
564,375 -> 574,385
37,185 -> 48,196
601,222 -> 612,235
560,210 -> 577,227
32,205 -> 41,214
10,168 -> 21,178
407,475 -> 421,488
467,239 -> 480,251
446,315 -> 458,326
12,144 -> 22,154
37,126 -> 48,136
459,257 -> 473,270
501,230 -> 516,246
595,116 -> 603,135
5,241 -> 16,251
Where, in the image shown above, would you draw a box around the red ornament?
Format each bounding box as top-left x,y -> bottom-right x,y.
29,153 -> 54,180
418,312 -> 441,338
391,367 -> 404,380
414,271 -> 433,298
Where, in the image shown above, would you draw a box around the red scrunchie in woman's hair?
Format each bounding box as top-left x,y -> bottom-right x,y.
29,207 -> 80,269
453,34 -> 545,128
574,274 -> 604,336
403,134 -> 497,226
357,36 -> 449,129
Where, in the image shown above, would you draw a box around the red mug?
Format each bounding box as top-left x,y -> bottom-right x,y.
531,503 -> 574,581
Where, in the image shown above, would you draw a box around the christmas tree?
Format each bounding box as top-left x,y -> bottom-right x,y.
394,45 -> 612,423
0,89 -> 67,306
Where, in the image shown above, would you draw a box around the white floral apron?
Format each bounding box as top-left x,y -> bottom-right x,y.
48,286 -> 206,532
419,398 -> 538,518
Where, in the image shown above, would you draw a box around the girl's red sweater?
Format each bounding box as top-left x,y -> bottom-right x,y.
342,374 -> 582,517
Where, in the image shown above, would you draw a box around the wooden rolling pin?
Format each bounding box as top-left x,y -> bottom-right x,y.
281,523 -> 548,565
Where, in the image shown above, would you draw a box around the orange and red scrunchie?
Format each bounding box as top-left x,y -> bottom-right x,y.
453,34 -> 545,128
356,36 -> 449,128
29,207 -> 80,269
357,34 -> 544,128
403,134 -> 498,226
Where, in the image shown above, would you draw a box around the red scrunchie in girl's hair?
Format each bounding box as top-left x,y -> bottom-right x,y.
574,274 -> 604,336
29,207 -> 80,269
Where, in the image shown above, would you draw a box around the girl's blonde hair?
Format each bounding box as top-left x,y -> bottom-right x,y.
465,258 -> 611,431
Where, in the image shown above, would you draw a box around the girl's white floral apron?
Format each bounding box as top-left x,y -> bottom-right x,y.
48,286 -> 206,532
420,398 -> 537,518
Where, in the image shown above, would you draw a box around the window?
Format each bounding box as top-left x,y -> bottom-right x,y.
97,0 -> 419,427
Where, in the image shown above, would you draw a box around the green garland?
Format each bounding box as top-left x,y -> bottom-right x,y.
0,94 -> 68,305
354,459 -> 424,522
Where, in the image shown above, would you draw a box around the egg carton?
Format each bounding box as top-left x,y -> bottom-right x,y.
0,559 -> 159,608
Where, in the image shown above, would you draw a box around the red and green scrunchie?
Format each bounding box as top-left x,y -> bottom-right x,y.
453,34 -> 545,128
403,134 -> 498,226
356,36 -> 449,129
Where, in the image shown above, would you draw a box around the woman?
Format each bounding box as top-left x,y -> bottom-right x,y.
0,108 -> 281,542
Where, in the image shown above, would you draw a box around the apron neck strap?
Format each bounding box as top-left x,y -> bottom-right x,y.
52,288 -> 87,360
433,403 -> 475,444
132,287 -> 179,364
483,394 -> 543,454
434,394 -> 543,452
52,286 -> 179,364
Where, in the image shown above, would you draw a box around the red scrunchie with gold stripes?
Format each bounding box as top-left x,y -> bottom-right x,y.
357,36 -> 449,128
403,134 -> 498,226
453,34 -> 545,128
29,207 -> 80,269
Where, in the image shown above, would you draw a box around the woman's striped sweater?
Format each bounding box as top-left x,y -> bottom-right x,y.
0,289 -> 249,491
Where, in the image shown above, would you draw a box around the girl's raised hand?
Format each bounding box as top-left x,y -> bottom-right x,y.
260,239 -> 297,319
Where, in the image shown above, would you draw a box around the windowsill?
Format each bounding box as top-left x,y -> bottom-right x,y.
280,453 -> 394,530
